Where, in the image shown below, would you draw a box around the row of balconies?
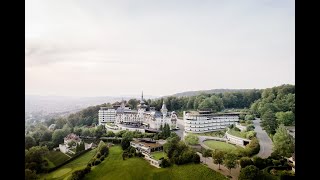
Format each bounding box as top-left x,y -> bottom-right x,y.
185,118 -> 238,122
186,125 -> 227,128
185,120 -> 237,124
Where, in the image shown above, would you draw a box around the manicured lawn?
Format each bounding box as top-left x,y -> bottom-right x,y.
46,151 -> 70,167
40,149 -> 96,180
203,140 -> 241,152
84,146 -> 227,180
151,151 -> 167,160
228,129 -> 247,138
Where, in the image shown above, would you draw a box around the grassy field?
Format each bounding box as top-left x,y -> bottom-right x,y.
228,129 -> 247,138
151,151 -> 167,160
45,151 -> 70,167
40,149 -> 96,180
203,140 -> 241,152
84,146 -> 227,180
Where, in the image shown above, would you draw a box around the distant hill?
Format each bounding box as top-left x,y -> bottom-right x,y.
169,89 -> 255,97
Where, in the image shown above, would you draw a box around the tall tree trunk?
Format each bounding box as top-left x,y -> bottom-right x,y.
218,164 -> 220,170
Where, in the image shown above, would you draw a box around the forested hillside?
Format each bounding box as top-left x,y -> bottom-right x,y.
250,84 -> 295,135
40,84 -> 293,136
170,89 -> 253,97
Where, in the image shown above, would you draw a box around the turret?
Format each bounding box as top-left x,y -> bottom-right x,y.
161,101 -> 168,118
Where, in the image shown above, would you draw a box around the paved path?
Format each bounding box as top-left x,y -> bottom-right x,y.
197,152 -> 240,180
253,118 -> 273,158
174,119 -> 185,140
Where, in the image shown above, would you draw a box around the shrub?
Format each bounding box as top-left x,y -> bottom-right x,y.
96,152 -> 101,159
246,138 -> 260,156
239,165 -> 260,180
246,131 -> 256,140
234,127 -> 241,131
160,158 -> 171,168
100,156 -> 105,161
246,125 -> 255,131
70,166 -> 91,180
240,157 -> 254,168
272,160 -> 281,166
94,159 -> 101,165
25,169 -> 38,180
192,153 -> 200,164
253,156 -> 267,170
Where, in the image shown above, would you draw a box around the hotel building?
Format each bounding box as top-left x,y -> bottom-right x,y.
98,92 -> 177,130
183,110 -> 239,133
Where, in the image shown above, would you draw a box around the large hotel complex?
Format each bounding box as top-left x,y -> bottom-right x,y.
99,92 -> 240,134
98,92 -> 178,131
183,110 -> 239,133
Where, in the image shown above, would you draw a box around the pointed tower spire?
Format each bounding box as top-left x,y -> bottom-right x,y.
121,98 -> 125,108
161,100 -> 168,118
141,91 -> 144,101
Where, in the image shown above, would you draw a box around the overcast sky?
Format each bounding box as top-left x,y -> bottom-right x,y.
25,0 -> 295,97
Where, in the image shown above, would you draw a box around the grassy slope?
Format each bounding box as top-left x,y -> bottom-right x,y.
46,151 -> 70,167
40,149 -> 96,180
228,129 -> 247,138
203,140 -> 240,152
84,146 -> 227,180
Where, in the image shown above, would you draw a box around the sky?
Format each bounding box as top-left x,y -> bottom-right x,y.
25,0 -> 295,97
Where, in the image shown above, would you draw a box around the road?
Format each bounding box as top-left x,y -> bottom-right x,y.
253,118 -> 273,158
174,118 -> 185,139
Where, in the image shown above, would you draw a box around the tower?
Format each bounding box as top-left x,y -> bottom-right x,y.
120,98 -> 125,109
138,91 -> 147,111
161,101 -> 168,118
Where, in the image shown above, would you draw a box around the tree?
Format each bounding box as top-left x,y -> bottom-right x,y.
261,110 -> 277,135
25,135 -> 36,149
246,138 -> 260,156
238,165 -> 260,180
245,114 -> 255,120
127,99 -> 139,110
25,169 -> 38,180
212,150 -> 225,170
121,131 -> 133,150
52,129 -> 67,146
105,131 -> 115,137
162,123 -> 171,139
252,156 -> 266,169
68,140 -> 76,147
273,124 -> 294,157
275,111 -> 295,126
245,131 -> 256,140
25,146 -> 49,172
40,130 -> 52,142
55,118 -> 67,129
184,134 -> 199,145
203,149 -> 212,164
246,124 -> 255,131
81,128 -> 91,137
223,152 -> 238,175
239,157 -> 254,168
95,125 -> 105,138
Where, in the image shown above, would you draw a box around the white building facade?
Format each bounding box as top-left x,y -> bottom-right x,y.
98,92 -> 177,130
184,110 -> 239,133
98,107 -> 116,125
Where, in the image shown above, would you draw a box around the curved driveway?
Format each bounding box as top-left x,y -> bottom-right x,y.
253,118 -> 273,158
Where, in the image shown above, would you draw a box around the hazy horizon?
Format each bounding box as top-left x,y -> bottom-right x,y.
26,0 -> 295,97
